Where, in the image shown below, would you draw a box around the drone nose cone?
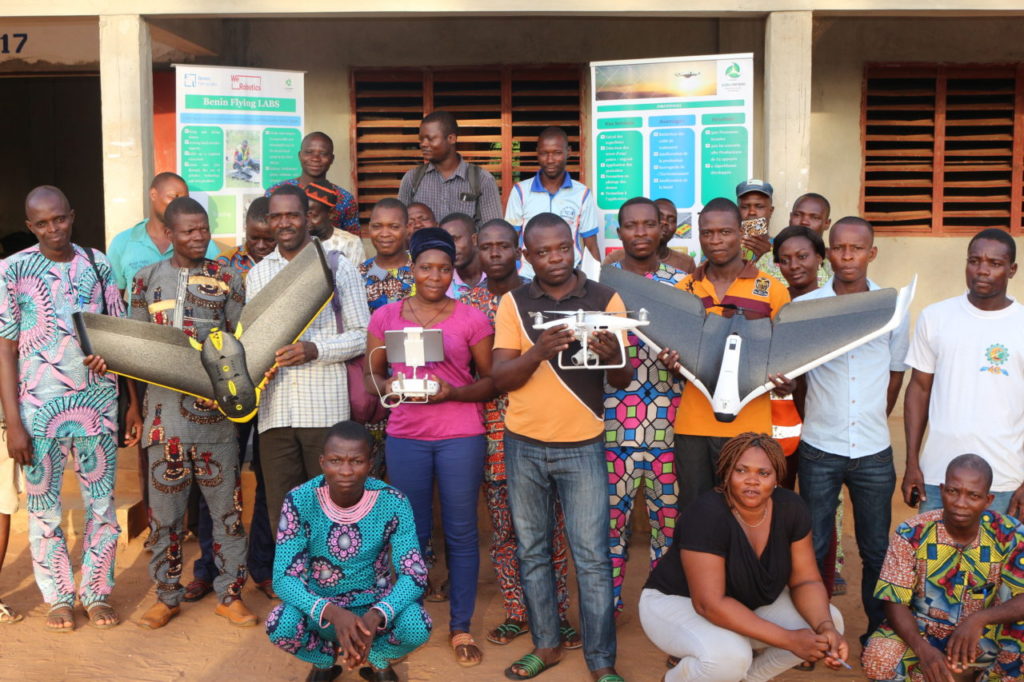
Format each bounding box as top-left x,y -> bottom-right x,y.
713,411 -> 738,423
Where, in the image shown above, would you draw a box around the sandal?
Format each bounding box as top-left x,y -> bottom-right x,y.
666,655 -> 680,668
358,666 -> 399,682
559,620 -> 582,650
0,599 -> 23,624
450,631 -> 482,667
86,601 -> 120,629
504,653 -> 561,680
46,605 -> 75,632
595,676 -> 625,682
487,620 -> 529,645
832,575 -> 847,596
183,579 -> 213,602
425,578 -> 449,603
793,661 -> 816,672
255,579 -> 279,600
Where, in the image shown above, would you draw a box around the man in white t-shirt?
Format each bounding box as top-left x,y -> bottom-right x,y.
903,228 -> 1024,517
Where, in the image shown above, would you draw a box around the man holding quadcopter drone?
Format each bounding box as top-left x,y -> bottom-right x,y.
492,211 -> 632,682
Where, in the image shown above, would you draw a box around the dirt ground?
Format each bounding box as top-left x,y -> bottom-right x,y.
0,420 -> 916,681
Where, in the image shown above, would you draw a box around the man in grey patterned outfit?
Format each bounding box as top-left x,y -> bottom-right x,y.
92,196 -> 254,630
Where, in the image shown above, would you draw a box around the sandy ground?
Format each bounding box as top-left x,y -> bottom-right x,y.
0,420 -> 916,681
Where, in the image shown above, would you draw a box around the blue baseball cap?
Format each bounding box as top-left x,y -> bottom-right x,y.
736,179 -> 774,199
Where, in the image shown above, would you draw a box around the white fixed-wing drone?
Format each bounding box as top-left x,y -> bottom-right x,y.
531,308 -> 650,370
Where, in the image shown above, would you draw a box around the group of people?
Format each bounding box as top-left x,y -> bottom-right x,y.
0,108 -> 1023,682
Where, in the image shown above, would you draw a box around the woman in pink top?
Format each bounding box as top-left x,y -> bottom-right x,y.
365,227 -> 495,669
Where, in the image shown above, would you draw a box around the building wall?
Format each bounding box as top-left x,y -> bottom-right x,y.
238,16 -> 761,189
812,16 -> 1024,314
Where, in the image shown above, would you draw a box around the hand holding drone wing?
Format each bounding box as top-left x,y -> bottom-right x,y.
236,239 -> 336,387
73,312 -> 213,399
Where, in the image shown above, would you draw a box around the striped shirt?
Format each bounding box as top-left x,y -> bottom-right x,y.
245,244 -> 369,432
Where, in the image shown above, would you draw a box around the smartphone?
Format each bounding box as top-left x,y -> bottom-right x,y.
741,217 -> 768,261
909,487 -> 921,507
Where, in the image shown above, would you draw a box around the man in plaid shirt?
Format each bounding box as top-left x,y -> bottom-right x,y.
247,184 -> 369,531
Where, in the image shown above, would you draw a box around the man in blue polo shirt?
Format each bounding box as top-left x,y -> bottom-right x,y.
505,127 -> 600,279
107,172 -> 220,296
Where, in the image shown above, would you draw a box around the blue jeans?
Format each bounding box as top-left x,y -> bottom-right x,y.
194,419 -> 274,584
919,484 -> 1015,516
798,442 -> 895,641
385,434 -> 485,632
505,436 -> 616,671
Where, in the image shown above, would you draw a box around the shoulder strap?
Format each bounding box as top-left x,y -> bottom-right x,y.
325,247 -> 343,332
82,246 -> 107,315
469,164 -> 484,225
409,163 -> 430,201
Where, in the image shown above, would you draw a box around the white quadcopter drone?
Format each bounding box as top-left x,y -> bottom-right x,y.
531,308 -> 650,370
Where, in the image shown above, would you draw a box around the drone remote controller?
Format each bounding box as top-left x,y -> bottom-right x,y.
384,372 -> 440,406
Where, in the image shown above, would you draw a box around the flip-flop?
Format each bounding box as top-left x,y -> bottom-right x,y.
255,579 -> 279,600
504,653 -> 560,680
86,601 -> 121,629
450,632 -> 483,667
0,599 -> 23,624
183,579 -> 213,602
46,605 -> 75,633
595,676 -> 625,682
358,666 -> 399,682
487,620 -> 529,645
559,622 -> 582,650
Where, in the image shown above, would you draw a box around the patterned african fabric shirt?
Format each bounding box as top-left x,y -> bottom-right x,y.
130,259 -> 245,446
266,178 -> 359,234
0,244 -> 124,438
866,508 -> 1024,681
603,262 -> 686,451
217,244 -> 257,277
464,278 -> 529,482
358,257 -> 416,313
247,247 -> 369,432
273,476 -> 428,630
448,269 -> 486,302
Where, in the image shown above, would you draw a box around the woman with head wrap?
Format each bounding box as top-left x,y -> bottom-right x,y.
364,227 -> 496,668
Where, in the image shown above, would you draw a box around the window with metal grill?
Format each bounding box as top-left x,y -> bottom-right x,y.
351,66 -> 583,224
861,64 -> 1023,235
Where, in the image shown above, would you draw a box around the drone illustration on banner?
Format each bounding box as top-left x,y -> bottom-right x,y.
531,309 -> 650,370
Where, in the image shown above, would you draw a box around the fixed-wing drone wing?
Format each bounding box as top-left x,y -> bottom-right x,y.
600,265 -> 916,422
531,308 -> 650,370
73,239 -> 334,423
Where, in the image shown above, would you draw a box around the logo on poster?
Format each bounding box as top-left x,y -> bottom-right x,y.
725,63 -> 742,79
231,75 -> 262,92
183,73 -> 197,88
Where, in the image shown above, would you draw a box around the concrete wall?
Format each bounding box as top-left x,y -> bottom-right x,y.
811,16 -> 1024,316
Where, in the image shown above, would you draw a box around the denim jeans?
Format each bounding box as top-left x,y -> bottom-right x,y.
386,434 -> 486,632
798,441 -> 895,640
919,484 -> 1015,516
505,436 -> 616,671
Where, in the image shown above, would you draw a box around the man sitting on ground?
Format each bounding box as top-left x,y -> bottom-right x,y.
266,421 -> 431,682
863,454 -> 1024,682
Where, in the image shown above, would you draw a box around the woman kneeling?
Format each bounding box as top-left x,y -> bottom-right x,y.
639,432 -> 848,681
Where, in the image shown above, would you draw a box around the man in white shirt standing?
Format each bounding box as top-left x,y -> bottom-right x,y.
247,184 -> 369,531
903,228 -> 1024,518
796,217 -> 909,644
504,127 -> 600,279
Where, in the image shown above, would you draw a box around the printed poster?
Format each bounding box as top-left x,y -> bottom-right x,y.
174,64 -> 305,247
590,54 -> 754,262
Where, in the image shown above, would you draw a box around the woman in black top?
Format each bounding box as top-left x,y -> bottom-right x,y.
639,433 -> 848,681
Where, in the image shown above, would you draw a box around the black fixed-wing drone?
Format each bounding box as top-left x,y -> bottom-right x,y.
600,265 -> 916,422
74,239 -> 334,423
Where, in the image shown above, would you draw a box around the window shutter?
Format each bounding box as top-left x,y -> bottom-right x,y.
862,64 -> 1023,235
352,66 -> 584,227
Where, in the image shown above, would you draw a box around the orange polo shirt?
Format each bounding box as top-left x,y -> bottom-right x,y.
673,261 -> 790,437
